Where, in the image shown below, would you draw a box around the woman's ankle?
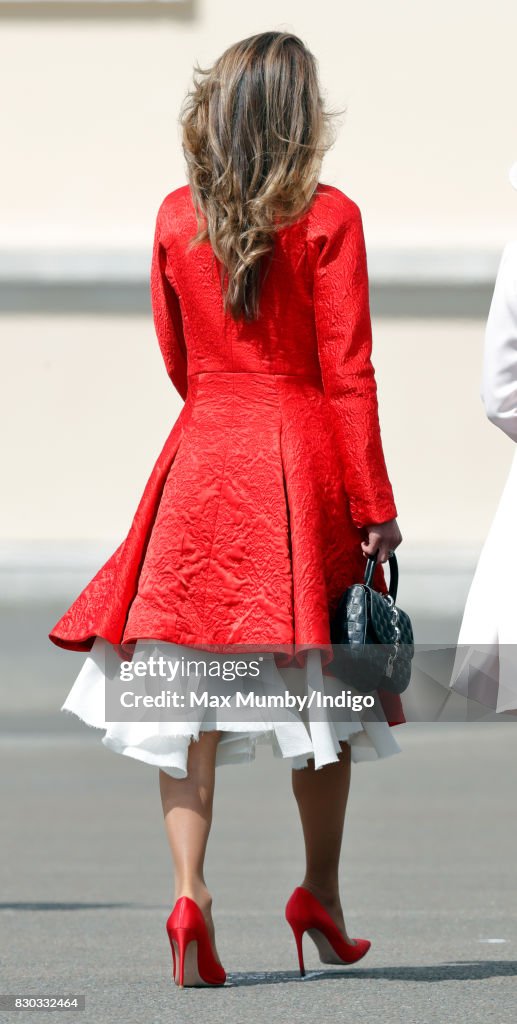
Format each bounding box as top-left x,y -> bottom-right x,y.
174,880 -> 212,911
300,877 -> 349,937
300,877 -> 340,904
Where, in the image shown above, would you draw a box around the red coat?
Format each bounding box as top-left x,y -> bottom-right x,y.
49,182 -> 403,724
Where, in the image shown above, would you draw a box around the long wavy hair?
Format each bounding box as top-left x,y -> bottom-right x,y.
180,31 -> 341,322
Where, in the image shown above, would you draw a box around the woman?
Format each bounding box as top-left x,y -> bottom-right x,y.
49,32 -> 403,986
449,164 -> 517,715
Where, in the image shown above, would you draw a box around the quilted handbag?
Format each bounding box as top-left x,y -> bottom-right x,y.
330,550 -> 414,695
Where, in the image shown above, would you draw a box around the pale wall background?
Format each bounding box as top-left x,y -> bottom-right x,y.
1,0 -> 517,602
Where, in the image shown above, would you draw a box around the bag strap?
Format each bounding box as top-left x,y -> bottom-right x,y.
363,549 -> 398,601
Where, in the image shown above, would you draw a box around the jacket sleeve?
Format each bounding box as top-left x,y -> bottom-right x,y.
150,200 -> 188,401
310,196 -> 398,529
481,242 -> 517,442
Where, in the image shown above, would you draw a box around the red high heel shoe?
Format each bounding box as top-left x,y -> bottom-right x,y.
166,896 -> 226,987
285,886 -> 371,977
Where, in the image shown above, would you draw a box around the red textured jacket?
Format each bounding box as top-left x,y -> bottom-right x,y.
49,183 -> 401,721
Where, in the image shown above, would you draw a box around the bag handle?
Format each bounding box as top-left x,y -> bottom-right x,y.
363,548 -> 399,601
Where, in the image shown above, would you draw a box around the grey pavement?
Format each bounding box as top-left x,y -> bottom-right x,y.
0,603 -> 516,1023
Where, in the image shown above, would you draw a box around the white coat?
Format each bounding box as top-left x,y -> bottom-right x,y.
449,241 -> 517,712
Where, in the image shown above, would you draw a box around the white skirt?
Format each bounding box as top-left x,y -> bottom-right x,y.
61,638 -> 402,778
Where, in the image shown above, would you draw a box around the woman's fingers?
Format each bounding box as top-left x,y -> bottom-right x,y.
361,533 -> 389,562
360,519 -> 403,563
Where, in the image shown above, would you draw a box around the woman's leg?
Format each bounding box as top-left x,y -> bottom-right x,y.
291,740 -> 355,942
159,729 -> 223,961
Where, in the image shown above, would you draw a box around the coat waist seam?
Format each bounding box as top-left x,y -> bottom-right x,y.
187,370 -> 322,381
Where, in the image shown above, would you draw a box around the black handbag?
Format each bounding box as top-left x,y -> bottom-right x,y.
330,550 -> 414,695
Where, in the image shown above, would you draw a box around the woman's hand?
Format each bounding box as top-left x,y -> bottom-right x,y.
361,518 -> 403,563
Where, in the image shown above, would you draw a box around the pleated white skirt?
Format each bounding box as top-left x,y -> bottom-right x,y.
61,638 -> 402,777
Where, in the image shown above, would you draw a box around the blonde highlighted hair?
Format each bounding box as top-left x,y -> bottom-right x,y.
180,31 -> 341,321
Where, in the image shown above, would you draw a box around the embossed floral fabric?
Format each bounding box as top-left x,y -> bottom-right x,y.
49,183 -> 400,723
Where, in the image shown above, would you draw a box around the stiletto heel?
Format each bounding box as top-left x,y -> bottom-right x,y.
285,886 -> 371,977
288,920 -> 306,976
166,896 -> 226,987
170,935 -> 176,979
174,927 -> 191,988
